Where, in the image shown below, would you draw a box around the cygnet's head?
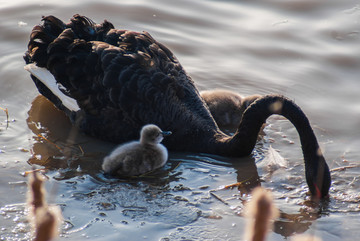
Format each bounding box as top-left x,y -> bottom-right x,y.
140,124 -> 172,145
242,94 -> 262,110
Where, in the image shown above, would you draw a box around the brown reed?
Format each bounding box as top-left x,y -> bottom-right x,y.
27,170 -> 62,241
244,187 -> 279,241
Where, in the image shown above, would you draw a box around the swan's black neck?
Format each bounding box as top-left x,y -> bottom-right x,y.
215,95 -> 331,197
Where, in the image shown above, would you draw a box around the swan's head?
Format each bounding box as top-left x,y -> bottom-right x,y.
305,152 -> 331,198
140,124 -> 172,145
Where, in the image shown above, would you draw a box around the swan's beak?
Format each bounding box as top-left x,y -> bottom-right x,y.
162,131 -> 172,137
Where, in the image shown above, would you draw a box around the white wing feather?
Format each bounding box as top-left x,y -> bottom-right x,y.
260,145 -> 288,172
24,63 -> 80,112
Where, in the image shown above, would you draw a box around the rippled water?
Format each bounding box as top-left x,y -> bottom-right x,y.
1,0 -> 360,240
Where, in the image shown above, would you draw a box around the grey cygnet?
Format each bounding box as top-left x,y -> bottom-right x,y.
102,124 -> 172,177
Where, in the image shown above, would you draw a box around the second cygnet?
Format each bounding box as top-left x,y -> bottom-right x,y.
201,89 -> 261,128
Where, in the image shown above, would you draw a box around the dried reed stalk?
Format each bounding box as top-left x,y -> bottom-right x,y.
0,107 -> 9,129
27,170 -> 62,241
244,187 -> 279,241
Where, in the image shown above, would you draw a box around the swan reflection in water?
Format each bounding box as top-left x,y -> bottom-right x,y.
26,94 -> 329,238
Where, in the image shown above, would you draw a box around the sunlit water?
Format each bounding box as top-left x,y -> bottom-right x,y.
0,0 -> 359,240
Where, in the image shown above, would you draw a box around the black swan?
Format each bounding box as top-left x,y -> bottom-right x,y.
201,89 -> 261,128
24,14 -> 331,197
102,124 -> 171,176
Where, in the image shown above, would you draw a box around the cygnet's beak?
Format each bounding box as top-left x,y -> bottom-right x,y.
161,131 -> 172,137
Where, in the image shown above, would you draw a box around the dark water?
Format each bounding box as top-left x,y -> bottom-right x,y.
0,0 -> 360,240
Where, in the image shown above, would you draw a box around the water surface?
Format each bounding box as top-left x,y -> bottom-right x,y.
0,0 -> 359,240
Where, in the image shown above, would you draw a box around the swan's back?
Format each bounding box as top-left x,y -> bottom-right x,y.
24,15 -> 218,149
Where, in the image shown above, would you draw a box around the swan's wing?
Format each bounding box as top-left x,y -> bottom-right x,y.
24,15 -> 215,144
24,63 -> 80,112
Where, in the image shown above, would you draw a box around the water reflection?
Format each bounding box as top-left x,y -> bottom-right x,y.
26,95 -> 113,176
274,199 -> 330,237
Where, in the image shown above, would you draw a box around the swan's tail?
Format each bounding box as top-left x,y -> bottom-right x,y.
24,15 -> 66,68
232,95 -> 331,198
24,15 -> 114,67
23,15 -> 114,117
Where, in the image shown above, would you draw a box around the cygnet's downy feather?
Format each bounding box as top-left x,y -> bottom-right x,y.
24,14 -> 331,197
201,89 -> 261,128
102,124 -> 171,176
